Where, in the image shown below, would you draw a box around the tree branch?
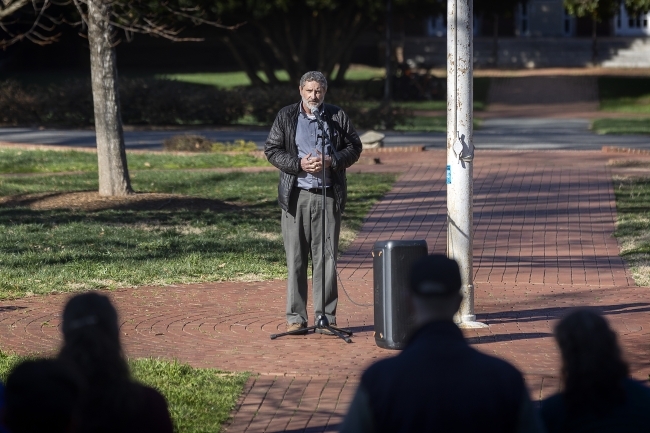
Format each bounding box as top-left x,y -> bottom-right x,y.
0,0 -> 30,19
0,0 -> 60,47
317,11 -> 327,72
160,4 -> 245,31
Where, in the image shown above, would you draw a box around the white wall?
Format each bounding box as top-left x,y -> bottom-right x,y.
614,4 -> 650,36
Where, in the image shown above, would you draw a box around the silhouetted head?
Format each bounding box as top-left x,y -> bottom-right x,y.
408,254 -> 463,324
59,291 -> 128,377
555,309 -> 629,413
62,291 -> 120,344
58,292 -> 134,431
4,359 -> 79,433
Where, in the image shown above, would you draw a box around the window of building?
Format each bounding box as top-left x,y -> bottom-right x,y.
520,2 -> 528,35
615,3 -> 650,35
564,9 -> 573,35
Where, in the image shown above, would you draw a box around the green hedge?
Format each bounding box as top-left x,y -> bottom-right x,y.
0,79 -> 246,127
0,79 -> 412,130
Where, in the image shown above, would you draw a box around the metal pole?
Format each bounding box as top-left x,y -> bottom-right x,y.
383,0 -> 392,102
447,0 -> 485,328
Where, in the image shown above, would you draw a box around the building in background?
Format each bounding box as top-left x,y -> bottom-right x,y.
614,3 -> 650,36
515,0 -> 576,37
406,0 -> 650,68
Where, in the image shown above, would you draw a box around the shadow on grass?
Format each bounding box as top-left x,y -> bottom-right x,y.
0,191 -> 238,213
0,194 -> 283,267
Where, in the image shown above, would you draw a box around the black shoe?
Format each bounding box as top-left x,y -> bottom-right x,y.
286,322 -> 308,335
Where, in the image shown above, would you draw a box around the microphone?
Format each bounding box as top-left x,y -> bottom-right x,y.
311,106 -> 324,127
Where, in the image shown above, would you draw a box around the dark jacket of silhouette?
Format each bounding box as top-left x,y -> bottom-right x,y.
350,320 -> 534,433
541,378 -> 650,433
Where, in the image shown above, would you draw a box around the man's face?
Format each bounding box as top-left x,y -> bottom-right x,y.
299,80 -> 326,112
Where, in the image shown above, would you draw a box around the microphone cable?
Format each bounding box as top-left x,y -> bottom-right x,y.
312,120 -> 372,308
326,233 -> 373,308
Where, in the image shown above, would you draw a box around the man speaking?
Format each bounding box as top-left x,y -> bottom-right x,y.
264,71 -> 362,335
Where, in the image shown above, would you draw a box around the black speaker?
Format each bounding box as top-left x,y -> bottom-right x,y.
373,240 -> 428,350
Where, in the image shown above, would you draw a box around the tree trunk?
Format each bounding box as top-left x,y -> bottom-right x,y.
329,11 -> 365,83
258,24 -> 293,81
591,15 -> 598,65
222,35 -> 267,87
383,0 -> 393,103
284,16 -> 306,76
87,0 -> 132,196
492,13 -> 499,66
333,40 -> 356,84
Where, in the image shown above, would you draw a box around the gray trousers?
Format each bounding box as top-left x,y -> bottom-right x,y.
282,188 -> 341,325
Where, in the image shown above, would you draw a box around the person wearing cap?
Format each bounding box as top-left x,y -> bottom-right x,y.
264,71 -> 362,334
340,254 -> 545,433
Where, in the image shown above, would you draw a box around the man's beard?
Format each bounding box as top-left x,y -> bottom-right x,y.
302,97 -> 324,112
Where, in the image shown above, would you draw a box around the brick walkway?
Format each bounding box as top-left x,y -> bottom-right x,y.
1,150 -> 650,432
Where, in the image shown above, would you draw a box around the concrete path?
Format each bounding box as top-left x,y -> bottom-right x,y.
2,118 -> 649,152
0,127 -> 442,150
1,149 -> 649,432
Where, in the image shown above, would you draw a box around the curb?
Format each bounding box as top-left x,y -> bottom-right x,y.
602,146 -> 650,156
363,145 -> 426,153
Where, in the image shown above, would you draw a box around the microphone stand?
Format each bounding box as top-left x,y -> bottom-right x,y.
271,106 -> 353,343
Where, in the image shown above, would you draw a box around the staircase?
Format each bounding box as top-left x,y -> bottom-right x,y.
602,38 -> 650,67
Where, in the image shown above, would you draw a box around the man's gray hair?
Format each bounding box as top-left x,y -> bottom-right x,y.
299,71 -> 328,90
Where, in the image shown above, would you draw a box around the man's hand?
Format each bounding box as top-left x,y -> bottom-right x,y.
316,150 -> 331,170
301,151 -> 330,174
301,153 -> 322,173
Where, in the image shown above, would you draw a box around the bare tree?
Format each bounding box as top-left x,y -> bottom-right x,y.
1,0 -> 236,196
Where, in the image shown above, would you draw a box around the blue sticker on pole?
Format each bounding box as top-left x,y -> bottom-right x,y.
446,165 -> 451,184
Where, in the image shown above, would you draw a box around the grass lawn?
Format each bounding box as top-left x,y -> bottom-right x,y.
0,148 -> 270,174
0,150 -> 396,299
599,76 -> 650,113
0,352 -> 248,433
161,71 -> 289,89
162,70 -> 491,113
162,66 -> 385,89
591,118 -> 650,135
613,175 -> 650,287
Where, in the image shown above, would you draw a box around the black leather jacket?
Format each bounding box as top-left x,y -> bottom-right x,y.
264,102 -> 362,213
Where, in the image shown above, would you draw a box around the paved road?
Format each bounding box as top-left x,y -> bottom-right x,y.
1,118 -> 648,151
